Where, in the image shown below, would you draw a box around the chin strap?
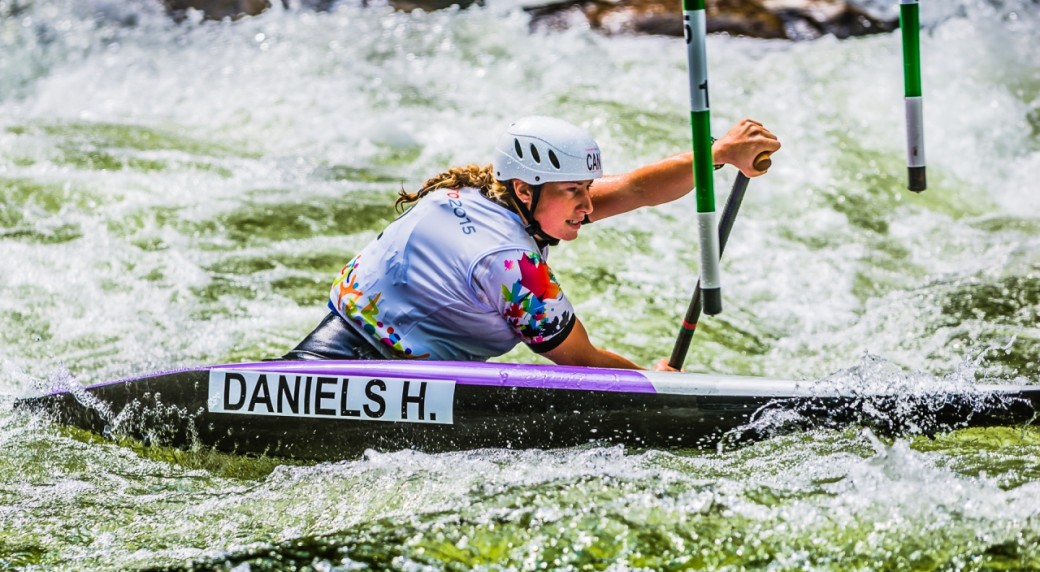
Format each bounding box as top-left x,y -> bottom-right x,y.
505,181 -> 560,248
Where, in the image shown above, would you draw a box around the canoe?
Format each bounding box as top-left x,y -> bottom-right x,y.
15,360 -> 1040,460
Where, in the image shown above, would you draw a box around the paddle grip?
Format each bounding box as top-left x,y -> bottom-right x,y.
753,151 -> 772,172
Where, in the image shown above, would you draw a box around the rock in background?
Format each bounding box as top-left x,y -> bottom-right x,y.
160,0 -> 898,40
525,0 -> 897,40
161,0 -> 334,22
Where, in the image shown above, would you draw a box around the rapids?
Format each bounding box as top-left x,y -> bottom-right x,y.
1,0 -> 1039,569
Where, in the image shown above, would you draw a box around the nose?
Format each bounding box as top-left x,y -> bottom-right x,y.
577,186 -> 593,214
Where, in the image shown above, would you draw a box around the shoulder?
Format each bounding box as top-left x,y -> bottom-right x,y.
473,249 -> 566,302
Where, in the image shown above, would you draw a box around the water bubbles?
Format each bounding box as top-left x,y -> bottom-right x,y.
1,0 -> 1039,568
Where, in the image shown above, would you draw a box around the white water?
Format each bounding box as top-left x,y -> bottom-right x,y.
2,0 -> 1038,386
1,0 -> 1039,568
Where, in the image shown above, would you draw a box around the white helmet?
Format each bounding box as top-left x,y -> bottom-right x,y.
493,116 -> 603,184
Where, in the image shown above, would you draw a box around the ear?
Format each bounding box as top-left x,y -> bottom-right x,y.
512,180 -> 534,208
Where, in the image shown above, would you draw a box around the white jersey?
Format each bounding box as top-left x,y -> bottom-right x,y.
329,187 -> 577,361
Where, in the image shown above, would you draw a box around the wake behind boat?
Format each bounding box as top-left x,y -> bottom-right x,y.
16,360 -> 1040,461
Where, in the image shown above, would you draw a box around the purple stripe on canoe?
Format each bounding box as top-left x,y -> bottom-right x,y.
208,360 -> 660,394
67,365 -> 206,393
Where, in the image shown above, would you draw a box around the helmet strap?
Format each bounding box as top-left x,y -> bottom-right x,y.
505,181 -> 560,248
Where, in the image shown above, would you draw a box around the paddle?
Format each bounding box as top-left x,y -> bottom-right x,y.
900,0 -> 926,192
668,152 -> 772,371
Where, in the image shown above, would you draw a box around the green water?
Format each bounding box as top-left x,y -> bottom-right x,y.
2,0 -> 1039,569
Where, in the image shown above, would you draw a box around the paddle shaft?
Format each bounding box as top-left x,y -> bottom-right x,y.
668,153 -> 770,370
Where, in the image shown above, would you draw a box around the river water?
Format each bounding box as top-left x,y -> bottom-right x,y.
2,0 -> 1039,569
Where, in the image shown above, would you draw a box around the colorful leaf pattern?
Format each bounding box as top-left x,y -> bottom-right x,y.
501,252 -> 571,344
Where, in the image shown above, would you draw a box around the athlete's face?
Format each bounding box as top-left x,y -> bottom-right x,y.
517,180 -> 594,241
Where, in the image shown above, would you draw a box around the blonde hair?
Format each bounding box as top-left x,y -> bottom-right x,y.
395,164 -> 513,213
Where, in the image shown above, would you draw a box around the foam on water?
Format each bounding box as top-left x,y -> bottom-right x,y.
1,0 -> 1039,568
2,0 -> 1037,384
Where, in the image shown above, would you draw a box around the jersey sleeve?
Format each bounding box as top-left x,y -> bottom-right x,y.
471,249 -> 577,353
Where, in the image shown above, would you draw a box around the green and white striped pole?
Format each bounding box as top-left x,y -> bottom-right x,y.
900,0 -> 926,192
683,0 -> 722,315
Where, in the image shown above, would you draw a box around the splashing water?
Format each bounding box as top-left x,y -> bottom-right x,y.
1,0 -> 1039,569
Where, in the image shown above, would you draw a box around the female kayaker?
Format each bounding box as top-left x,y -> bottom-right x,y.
284,116 -> 779,369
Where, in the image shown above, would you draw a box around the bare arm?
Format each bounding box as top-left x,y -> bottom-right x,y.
540,318 -> 644,369
588,118 -> 781,222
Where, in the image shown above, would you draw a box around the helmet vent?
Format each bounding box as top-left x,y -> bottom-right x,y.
514,139 -> 523,159
548,150 -> 561,169
530,144 -> 541,164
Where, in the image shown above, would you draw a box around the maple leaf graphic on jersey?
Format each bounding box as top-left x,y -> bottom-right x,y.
517,252 -> 561,301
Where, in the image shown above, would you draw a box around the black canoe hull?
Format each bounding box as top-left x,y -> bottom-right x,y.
15,361 -> 1040,461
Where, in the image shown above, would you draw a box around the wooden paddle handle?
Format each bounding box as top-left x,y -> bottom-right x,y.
753,151 -> 772,171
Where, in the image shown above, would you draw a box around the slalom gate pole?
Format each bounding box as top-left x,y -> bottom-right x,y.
901,0 -> 926,192
683,0 -> 722,315
668,153 -> 771,371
